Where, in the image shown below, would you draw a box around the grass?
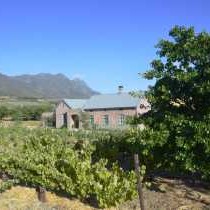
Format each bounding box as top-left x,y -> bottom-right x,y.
0,178 -> 209,210
0,97 -> 56,108
20,120 -> 43,128
0,183 -> 117,210
0,120 -> 42,128
0,185 -> 95,210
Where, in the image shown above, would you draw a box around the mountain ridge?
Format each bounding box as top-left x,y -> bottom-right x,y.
0,73 -> 98,99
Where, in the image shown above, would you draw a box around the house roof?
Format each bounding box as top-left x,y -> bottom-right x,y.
83,93 -> 140,110
63,99 -> 87,109
63,93 -> 149,110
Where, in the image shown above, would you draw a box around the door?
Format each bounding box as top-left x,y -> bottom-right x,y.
63,113 -> 68,128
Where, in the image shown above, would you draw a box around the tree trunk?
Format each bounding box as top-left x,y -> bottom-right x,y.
134,154 -> 145,210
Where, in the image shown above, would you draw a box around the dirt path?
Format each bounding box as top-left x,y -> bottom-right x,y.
0,178 -> 209,210
119,177 -> 210,210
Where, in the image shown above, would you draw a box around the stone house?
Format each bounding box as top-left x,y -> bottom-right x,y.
55,89 -> 150,129
55,99 -> 86,129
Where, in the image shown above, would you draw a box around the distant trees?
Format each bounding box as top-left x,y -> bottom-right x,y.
0,104 -> 53,121
0,106 -> 9,120
79,111 -> 90,129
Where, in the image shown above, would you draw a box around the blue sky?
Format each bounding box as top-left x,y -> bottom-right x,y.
0,0 -> 209,93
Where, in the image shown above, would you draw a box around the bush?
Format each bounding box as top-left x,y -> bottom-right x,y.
0,128 -> 137,208
0,106 -> 9,119
0,104 -> 53,121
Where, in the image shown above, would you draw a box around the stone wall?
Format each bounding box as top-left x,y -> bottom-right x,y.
55,101 -> 78,129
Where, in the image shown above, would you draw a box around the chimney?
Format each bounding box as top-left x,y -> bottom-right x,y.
118,85 -> 124,94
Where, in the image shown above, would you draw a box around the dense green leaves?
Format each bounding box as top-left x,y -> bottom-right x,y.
139,26 -> 210,179
144,26 -> 210,118
0,127 -> 137,208
0,180 -> 15,193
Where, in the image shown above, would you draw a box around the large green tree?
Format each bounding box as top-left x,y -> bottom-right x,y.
145,26 -> 210,118
140,26 -> 210,179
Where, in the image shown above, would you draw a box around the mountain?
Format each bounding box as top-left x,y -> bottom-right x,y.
0,73 -> 98,99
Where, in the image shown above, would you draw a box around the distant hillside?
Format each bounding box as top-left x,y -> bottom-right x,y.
0,73 -> 98,99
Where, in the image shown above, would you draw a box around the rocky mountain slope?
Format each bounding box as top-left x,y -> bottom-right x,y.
0,73 -> 98,99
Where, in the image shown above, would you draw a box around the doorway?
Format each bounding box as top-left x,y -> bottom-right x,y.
72,114 -> 79,129
63,113 -> 68,128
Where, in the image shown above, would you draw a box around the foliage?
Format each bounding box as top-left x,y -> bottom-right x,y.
69,27 -> 210,182
79,111 -> 90,129
0,104 -> 53,121
41,113 -> 55,127
144,26 -> 210,118
138,26 -> 210,179
0,180 -> 15,193
0,106 -> 9,119
0,127 -> 137,208
129,90 -> 145,98
2,27 -> 210,208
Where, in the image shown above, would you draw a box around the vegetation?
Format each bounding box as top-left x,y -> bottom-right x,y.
79,111 -> 91,129
0,180 -> 14,193
72,26 -> 210,181
0,127 -> 137,208
137,26 -> 210,179
0,26 -> 210,208
0,103 -> 53,121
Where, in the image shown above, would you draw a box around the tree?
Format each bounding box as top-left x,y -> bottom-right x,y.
0,106 -> 9,120
140,26 -> 210,179
144,26 -> 210,119
79,111 -> 90,129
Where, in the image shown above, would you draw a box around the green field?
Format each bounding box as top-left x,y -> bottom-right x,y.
0,97 -> 56,107
0,97 -> 55,122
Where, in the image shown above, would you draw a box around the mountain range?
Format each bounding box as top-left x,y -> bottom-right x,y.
0,73 -> 98,99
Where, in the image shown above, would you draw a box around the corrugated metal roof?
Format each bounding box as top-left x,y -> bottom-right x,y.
83,93 -> 140,110
64,99 -> 87,109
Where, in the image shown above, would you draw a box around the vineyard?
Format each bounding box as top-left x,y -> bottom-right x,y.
1,26 -> 210,209
0,127 -> 138,208
0,126 -> 210,209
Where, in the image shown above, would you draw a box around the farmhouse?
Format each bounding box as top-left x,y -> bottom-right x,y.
55,87 -> 150,129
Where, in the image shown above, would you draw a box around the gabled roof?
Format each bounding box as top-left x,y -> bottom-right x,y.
83,93 -> 140,110
63,99 -> 87,109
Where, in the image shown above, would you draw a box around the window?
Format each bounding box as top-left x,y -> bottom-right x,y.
102,115 -> 109,126
89,115 -> 94,126
118,114 -> 125,126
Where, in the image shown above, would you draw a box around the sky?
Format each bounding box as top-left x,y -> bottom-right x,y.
0,0 -> 209,93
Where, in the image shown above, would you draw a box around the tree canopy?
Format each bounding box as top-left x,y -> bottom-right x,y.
139,26 -> 210,179
144,26 -> 210,119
